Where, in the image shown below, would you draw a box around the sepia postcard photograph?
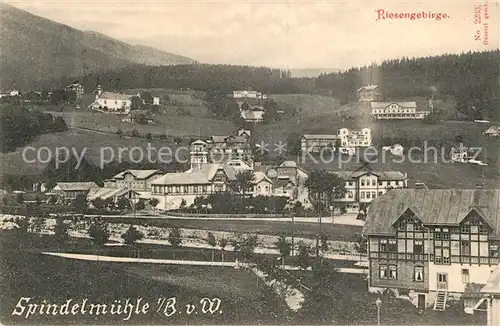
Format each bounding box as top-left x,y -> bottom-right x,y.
0,0 -> 499,325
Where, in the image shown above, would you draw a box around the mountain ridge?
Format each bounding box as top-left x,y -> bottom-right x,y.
0,3 -> 197,89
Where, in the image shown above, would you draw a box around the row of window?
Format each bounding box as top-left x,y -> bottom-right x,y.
356,180 -> 404,187
397,224 -> 488,235
360,191 -> 384,200
373,109 -> 416,114
152,185 -> 213,194
379,265 -> 424,282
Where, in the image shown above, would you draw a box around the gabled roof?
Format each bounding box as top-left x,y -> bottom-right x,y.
484,126 -> 500,133
363,189 -> 500,239
274,178 -> 296,188
254,171 -> 273,184
301,134 -> 338,140
481,264 -> 500,294
151,164 -> 222,185
370,101 -> 417,109
87,187 -> 139,201
330,170 -> 407,181
113,170 -> 163,180
54,182 -> 99,191
241,110 -> 265,120
357,85 -> 379,92
98,92 -> 131,101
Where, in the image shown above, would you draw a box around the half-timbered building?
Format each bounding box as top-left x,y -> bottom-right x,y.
363,189 -> 500,311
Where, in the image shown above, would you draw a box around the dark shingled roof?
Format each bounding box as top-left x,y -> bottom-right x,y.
363,189 -> 500,239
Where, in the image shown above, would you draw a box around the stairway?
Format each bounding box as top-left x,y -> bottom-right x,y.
433,290 -> 448,311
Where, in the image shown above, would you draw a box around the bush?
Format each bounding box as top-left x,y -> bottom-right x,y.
207,232 -> 217,247
168,227 -> 182,247
121,225 -> 144,245
89,221 -> 109,246
54,219 -> 70,244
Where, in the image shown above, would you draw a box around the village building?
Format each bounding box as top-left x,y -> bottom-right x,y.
481,264 -> 500,326
357,85 -> 382,101
64,83 -> 84,99
241,106 -> 265,122
103,169 -> 165,193
0,89 -> 20,98
329,170 -> 408,213
483,126 -> 500,137
150,140 -> 266,211
300,134 -> 338,153
88,85 -> 132,114
371,102 -> 430,120
337,128 -> 372,148
450,146 -> 471,163
362,189 -> 500,312
233,90 -> 263,99
87,187 -> 141,205
206,134 -> 252,159
52,182 -> 99,204
255,160 -> 310,204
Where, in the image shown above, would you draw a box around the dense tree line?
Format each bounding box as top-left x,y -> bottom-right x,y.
0,105 -> 68,152
316,50 -> 500,120
59,50 -> 499,120
72,64 -> 313,95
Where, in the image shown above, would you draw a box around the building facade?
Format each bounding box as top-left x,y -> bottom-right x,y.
88,86 -> 132,113
330,170 -> 408,212
65,83 -> 85,99
337,128 -> 372,148
357,85 -> 382,102
103,170 -> 165,192
371,102 -> 430,120
52,182 -> 99,204
363,189 -> 500,311
300,134 -> 338,153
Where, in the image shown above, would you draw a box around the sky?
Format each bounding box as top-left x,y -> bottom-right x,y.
5,0 -> 500,69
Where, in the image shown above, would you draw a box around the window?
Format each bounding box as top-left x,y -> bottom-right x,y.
461,269 -> 470,284
388,239 -> 397,252
461,224 -> 470,233
366,192 -> 371,199
372,191 -> 376,198
360,192 -> 365,199
461,241 -> 471,255
479,224 -> 488,233
115,101 -> 118,104
372,180 -> 376,186
490,243 -> 499,257
398,222 -> 405,231
361,180 -> 365,186
379,239 -> 387,252
414,223 -> 423,232
379,191 -> 383,196
414,240 -> 424,253
193,186 -> 198,194
380,265 -> 388,279
202,185 -> 208,193
389,265 -> 397,279
348,191 -> 354,199
183,186 -> 189,194
414,266 -> 424,282
443,248 -> 450,264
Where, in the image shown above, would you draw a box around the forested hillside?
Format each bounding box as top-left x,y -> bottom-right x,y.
316,50 -> 500,120
73,64 -> 313,95
0,105 -> 68,152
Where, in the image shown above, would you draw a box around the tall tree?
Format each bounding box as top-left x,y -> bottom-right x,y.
230,170 -> 255,197
305,170 -> 347,212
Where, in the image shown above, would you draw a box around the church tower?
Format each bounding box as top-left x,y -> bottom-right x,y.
189,140 -> 208,171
